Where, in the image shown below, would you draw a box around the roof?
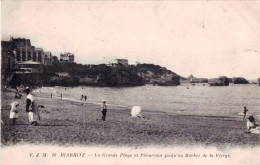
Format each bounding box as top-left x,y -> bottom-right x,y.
44,52 -> 52,56
115,58 -> 128,60
1,41 -> 15,49
60,54 -> 74,57
15,60 -> 41,65
34,48 -> 43,51
44,51 -> 52,58
12,38 -> 31,47
115,59 -> 128,61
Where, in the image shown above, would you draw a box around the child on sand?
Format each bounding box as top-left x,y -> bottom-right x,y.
10,101 -> 19,125
246,116 -> 260,134
247,115 -> 256,132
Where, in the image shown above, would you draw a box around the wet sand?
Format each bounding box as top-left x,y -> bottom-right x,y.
1,89 -> 259,148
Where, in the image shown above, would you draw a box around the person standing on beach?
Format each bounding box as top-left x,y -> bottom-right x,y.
243,105 -> 248,119
25,88 -> 38,125
10,101 -> 19,125
84,95 -> 87,101
101,100 -> 107,121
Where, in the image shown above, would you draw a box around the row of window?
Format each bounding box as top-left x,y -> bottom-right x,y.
16,51 -> 42,57
16,51 -> 42,62
16,57 -> 43,62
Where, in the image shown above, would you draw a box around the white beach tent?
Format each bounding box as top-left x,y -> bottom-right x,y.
131,106 -> 143,118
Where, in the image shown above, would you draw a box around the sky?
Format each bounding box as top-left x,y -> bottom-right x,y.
1,0 -> 260,79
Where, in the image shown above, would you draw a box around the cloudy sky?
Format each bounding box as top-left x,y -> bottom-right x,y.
2,0 -> 260,79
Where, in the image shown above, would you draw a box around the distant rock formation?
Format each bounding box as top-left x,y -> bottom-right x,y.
232,77 -> 249,84
134,64 -> 180,86
187,74 -> 208,83
9,73 -> 79,87
7,63 -> 181,87
72,63 -> 181,86
208,76 -> 229,86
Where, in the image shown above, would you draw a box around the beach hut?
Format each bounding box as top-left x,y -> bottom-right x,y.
131,106 -> 143,118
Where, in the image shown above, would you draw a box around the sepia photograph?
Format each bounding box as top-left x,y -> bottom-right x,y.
1,0 -> 260,164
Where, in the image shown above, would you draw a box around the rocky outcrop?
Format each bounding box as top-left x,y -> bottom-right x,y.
133,64 -> 180,86
79,64 -> 181,86
9,73 -> 79,87
233,77 -> 249,84
79,77 -> 97,85
7,63 -> 181,87
79,66 -> 144,87
208,76 -> 229,86
49,75 -> 79,86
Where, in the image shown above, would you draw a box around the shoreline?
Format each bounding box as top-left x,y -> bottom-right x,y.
1,89 -> 259,148
38,91 -> 260,121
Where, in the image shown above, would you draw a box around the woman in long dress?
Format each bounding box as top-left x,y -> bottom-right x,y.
10,101 -> 19,125
25,88 -> 38,125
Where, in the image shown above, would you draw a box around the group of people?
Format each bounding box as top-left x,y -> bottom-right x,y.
9,86 -> 258,132
9,87 -> 108,124
81,95 -> 87,101
9,88 -> 40,126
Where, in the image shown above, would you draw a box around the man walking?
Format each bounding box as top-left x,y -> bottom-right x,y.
243,105 -> 248,119
101,100 -> 107,121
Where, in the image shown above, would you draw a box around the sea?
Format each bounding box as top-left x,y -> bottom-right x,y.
34,83 -> 260,118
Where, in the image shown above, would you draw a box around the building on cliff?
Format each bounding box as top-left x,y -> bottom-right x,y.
187,74 -> 208,83
109,59 -> 129,67
60,52 -> 74,62
115,59 -> 128,66
1,37 -> 55,75
11,37 -> 47,64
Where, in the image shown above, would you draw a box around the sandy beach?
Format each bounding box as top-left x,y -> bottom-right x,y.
1,89 -> 259,148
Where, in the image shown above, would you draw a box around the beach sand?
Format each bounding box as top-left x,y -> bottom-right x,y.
1,89 -> 259,148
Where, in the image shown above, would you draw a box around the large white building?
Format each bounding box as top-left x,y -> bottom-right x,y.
60,52 -> 74,62
10,37 -> 52,65
1,37 -> 54,74
115,59 -> 128,66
